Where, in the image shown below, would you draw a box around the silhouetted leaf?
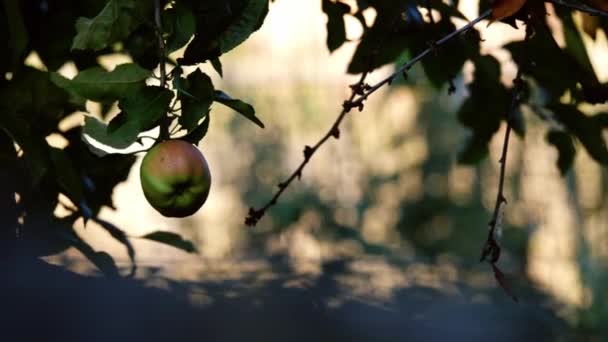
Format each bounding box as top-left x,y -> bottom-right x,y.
49,73 -> 87,108
71,0 -> 145,51
65,230 -> 120,277
4,0 -> 28,69
115,86 -> 173,132
49,147 -> 86,209
322,0 -> 350,52
214,90 -> 264,128
0,110 -> 49,185
218,0 -> 269,53
92,217 -> 136,276
140,231 -> 198,253
178,69 -> 215,131
210,57 -> 223,77
82,115 -> 136,156
548,103 -> 608,165
458,132 -> 490,164
182,113 -> 211,144
53,63 -> 150,102
545,130 -> 576,175
165,3 -> 196,53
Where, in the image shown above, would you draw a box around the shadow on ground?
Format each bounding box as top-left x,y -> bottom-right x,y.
1,252 -> 573,342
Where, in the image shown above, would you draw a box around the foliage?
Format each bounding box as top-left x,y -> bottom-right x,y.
0,0 -> 607,299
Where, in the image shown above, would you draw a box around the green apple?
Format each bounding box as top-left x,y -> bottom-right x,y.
140,140 -> 211,217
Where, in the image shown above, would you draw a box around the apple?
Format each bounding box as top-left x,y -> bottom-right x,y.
140,140 -> 211,217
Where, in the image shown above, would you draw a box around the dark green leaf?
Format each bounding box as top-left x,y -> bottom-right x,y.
140,231 -> 198,253
179,69 -> 215,130
82,115 -> 137,156
0,110 -> 49,185
504,23 -> 582,101
218,0 -> 269,53
3,0 -> 28,69
125,26 -> 159,70
458,132 -> 490,164
49,147 -> 86,208
182,113 -> 211,144
210,57 -> 223,77
548,103 -> 608,165
53,63 -> 150,102
556,7 -> 595,76
322,0 -> 350,52
165,3 -> 196,53
71,0 -> 143,51
117,85 -> 173,132
214,90 -> 264,128
63,127 -> 136,214
545,130 -> 576,175
49,73 -> 87,109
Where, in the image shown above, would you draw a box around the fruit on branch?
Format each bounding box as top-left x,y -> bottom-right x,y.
140,140 -> 211,217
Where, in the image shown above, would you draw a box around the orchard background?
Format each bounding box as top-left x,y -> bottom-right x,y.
2,0 -> 608,340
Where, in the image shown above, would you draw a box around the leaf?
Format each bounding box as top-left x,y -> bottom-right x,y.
82,86 -> 171,155
71,0 -> 143,51
458,132 -> 490,164
49,147 -> 86,209
214,90 -> 264,128
210,57 -> 223,77
322,0 -> 350,52
548,103 -> 608,165
139,231 -> 198,253
182,113 -> 211,145
65,230 -> 120,277
49,73 -> 87,109
491,263 -> 518,302
82,115 -> 137,156
218,0 -> 269,53
116,86 -> 173,133
555,7 -> 595,76
0,110 -> 49,185
545,130 -> 576,175
178,69 -> 215,131
490,0 -> 527,23
347,9 -> 412,74
418,20 -> 480,88
165,3 -> 196,53
92,217 -> 136,276
1,67 -> 72,135
54,63 -> 151,102
3,0 -> 28,69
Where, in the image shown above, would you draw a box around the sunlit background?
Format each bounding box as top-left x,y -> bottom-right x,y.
38,0 -> 608,337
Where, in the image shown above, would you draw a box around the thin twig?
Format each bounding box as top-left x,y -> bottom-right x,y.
480,20 -> 534,269
245,9 -> 492,226
154,0 -> 170,140
245,72 -> 370,226
548,0 -> 608,17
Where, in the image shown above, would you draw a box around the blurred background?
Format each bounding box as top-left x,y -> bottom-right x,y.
38,0 -> 608,339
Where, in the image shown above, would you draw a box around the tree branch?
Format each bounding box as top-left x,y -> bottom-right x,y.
154,0 -> 170,141
548,0 -> 608,17
245,9 -> 492,226
478,17 -> 536,303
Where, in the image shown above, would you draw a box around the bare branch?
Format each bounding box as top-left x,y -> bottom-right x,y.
245,9 -> 492,226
